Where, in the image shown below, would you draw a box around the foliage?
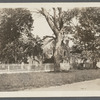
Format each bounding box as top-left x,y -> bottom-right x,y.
0,8 -> 43,63
24,36 -> 43,58
71,7 -> 100,64
0,39 -> 26,63
39,8 -> 75,71
0,8 -> 33,49
0,36 -> 43,64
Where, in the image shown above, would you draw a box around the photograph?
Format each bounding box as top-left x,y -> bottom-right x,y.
0,2 -> 99,97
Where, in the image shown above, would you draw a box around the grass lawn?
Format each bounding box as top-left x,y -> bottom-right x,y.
0,69 -> 100,91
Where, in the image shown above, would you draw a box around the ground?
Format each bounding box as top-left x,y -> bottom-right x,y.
0,69 -> 100,91
26,79 -> 100,91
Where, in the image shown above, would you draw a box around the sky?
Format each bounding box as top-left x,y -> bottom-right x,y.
32,14 -> 53,38
32,14 -> 75,47
0,3 -> 99,47
29,5 -> 77,47
31,9 -> 74,47
0,3 -> 99,39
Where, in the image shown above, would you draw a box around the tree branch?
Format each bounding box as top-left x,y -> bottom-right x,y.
58,7 -> 64,30
53,8 -> 59,30
40,8 -> 59,37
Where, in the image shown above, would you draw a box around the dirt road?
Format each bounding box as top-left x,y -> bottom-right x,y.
25,79 -> 100,91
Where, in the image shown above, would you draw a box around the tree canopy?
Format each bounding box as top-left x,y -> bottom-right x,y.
0,8 -> 43,63
71,7 -> 100,66
0,8 -> 33,49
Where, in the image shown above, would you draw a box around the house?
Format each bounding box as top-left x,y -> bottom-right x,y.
41,36 -> 55,61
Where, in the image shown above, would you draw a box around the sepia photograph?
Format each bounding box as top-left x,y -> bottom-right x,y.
0,2 -> 100,97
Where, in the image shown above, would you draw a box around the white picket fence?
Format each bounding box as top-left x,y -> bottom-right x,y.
0,63 -> 54,72
0,62 -> 72,73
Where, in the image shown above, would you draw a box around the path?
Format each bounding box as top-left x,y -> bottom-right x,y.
2,79 -> 100,97
25,79 -> 100,91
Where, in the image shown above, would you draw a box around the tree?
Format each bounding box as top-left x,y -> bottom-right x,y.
0,8 -> 34,63
73,7 -> 100,67
39,8 -> 73,71
0,8 -> 33,50
0,39 -> 26,63
24,36 -> 43,60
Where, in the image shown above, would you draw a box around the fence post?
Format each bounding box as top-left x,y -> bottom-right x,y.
8,65 -> 10,71
28,64 -> 31,71
21,62 -> 24,70
45,64 -> 46,71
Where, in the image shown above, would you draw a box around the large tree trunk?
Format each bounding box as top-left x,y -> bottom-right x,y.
54,33 -> 63,72
40,8 -> 70,72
